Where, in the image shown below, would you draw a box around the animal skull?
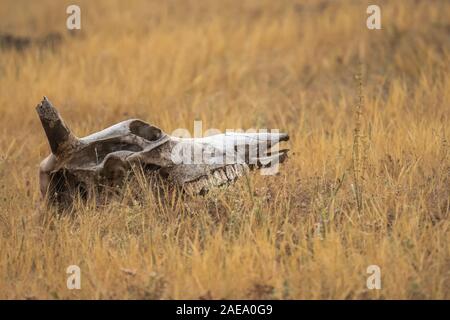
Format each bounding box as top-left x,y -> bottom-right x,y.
37,97 -> 289,207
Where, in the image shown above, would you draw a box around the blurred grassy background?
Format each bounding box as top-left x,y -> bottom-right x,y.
0,0 -> 449,299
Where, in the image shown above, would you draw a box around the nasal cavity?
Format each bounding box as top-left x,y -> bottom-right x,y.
129,120 -> 162,141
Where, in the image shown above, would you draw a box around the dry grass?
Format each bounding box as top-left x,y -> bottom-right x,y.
0,0 -> 449,299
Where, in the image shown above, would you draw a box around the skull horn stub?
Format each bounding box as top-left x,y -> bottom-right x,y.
36,97 -> 80,157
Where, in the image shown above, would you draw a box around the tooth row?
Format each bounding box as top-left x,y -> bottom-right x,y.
185,164 -> 250,195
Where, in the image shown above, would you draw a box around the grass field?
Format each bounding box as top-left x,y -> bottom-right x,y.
0,0 -> 449,299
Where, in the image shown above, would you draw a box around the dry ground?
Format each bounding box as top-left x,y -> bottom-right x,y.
0,0 -> 449,299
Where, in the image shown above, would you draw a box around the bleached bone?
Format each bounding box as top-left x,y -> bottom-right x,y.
36,97 -> 289,207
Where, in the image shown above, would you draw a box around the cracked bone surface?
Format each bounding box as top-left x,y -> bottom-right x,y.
37,97 -> 289,206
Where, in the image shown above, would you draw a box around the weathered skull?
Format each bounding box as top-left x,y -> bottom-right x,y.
37,97 -> 289,207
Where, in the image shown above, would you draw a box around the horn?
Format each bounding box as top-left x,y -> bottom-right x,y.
36,96 -> 79,156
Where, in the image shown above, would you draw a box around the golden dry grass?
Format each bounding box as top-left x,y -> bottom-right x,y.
0,0 -> 449,299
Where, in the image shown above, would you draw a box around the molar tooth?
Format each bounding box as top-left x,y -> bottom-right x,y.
218,169 -> 228,182
192,181 -> 201,194
225,166 -> 235,180
230,164 -> 239,178
234,164 -> 243,176
213,171 -> 222,185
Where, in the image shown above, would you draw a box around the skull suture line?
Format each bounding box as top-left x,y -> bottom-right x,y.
37,97 -> 289,207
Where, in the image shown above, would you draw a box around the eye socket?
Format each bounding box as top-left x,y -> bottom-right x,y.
129,120 -> 162,141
